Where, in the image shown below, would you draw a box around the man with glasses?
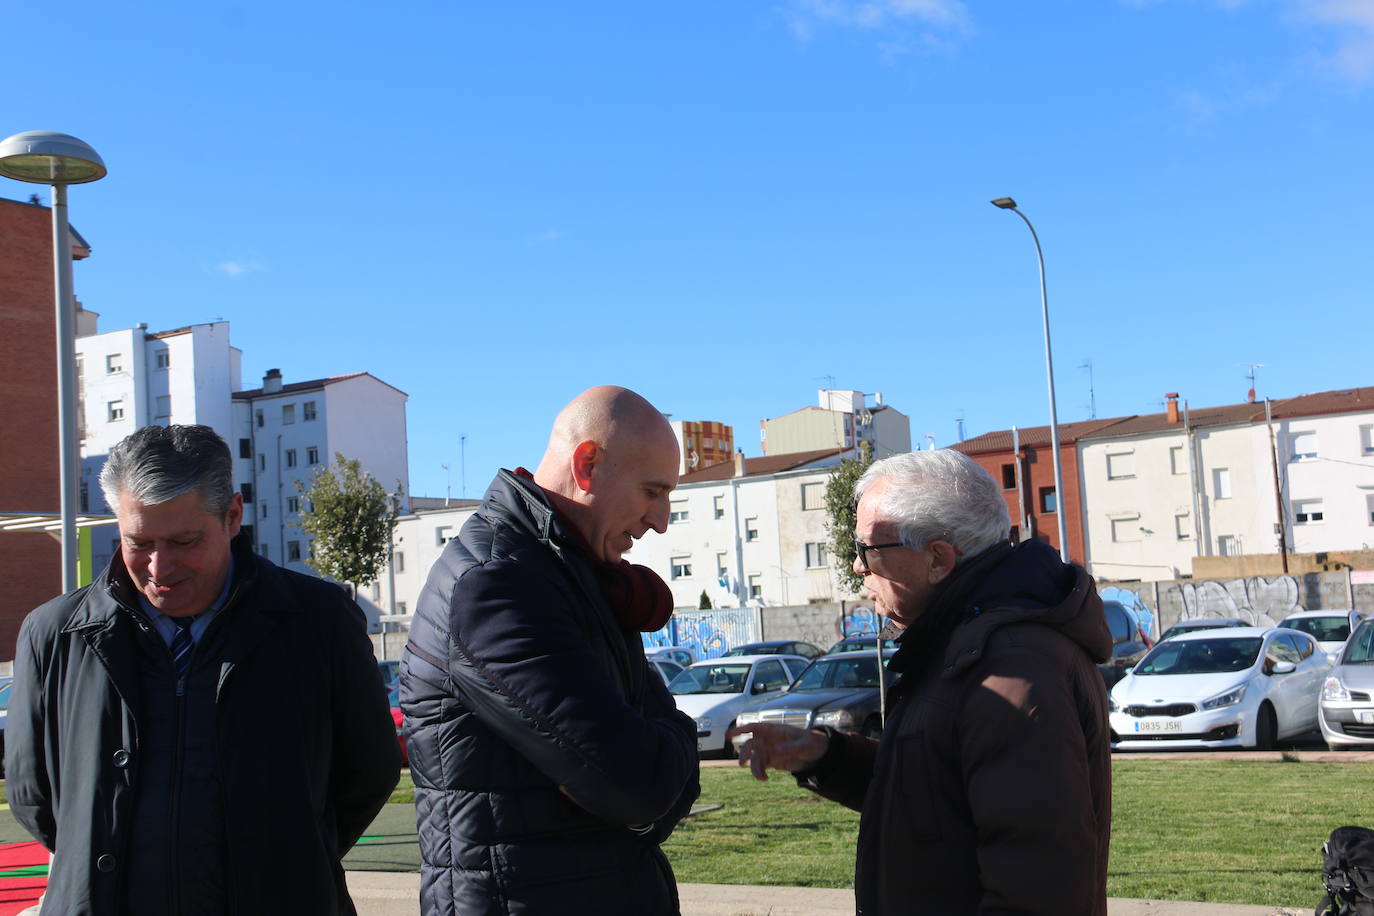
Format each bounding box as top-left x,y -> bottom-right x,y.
728,449 -> 1113,915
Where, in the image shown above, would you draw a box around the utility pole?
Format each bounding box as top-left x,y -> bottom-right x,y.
1266,398 -> 1289,573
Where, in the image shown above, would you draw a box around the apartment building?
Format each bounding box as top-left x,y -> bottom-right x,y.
760,389 -> 911,459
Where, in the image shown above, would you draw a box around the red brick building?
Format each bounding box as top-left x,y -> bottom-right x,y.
953,419 -> 1123,564
0,196 -> 89,657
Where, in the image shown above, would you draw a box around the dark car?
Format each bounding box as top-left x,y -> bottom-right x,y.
722,640 -> 824,659
1099,600 -> 1152,688
827,635 -> 899,654
1158,617 -> 1248,642
732,651 -> 898,743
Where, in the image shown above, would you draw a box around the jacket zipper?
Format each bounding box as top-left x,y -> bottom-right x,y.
170,650 -> 187,914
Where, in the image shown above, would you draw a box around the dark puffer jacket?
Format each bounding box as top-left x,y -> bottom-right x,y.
799,539 -> 1114,916
402,470 -> 699,916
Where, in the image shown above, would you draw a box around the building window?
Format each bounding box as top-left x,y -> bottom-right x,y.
258,453 -> 266,472
1001,464 -> 1016,490
716,552 -> 728,578
255,409 -> 264,428
804,542 -> 828,568
1110,516 -> 1141,543
1212,468 -> 1231,500
671,557 -> 693,580
713,495 -> 725,519
1289,431 -> 1318,462
154,395 -> 171,418
307,446 -> 319,465
1367,494 -> 1374,525
106,353 -> 122,374
303,400 -> 317,421
1361,425 -> 1374,456
241,483 -> 254,503
745,517 -> 760,541
1038,488 -> 1057,514
287,496 -> 299,513
1293,499 -> 1324,525
669,500 -> 689,523
371,582 -> 381,601
260,503 -> 268,519
107,401 -> 124,422
155,350 -> 170,370
282,404 -> 295,425
259,543 -> 271,557
287,540 -> 301,561
801,482 -> 825,511
436,525 -> 454,545
239,438 -> 252,459
1175,513 -> 1191,540
393,551 -> 405,573
1106,451 -> 1136,480
1218,535 -> 1241,557
285,449 -> 297,468
395,601 -> 408,615
747,574 -> 762,600
1169,446 -> 1186,475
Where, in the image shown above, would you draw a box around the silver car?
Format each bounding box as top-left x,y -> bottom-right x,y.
1319,617 -> 1374,749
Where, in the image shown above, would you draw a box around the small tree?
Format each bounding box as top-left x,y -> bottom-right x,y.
825,441 -> 874,595
296,452 -> 400,595
698,590 -> 712,610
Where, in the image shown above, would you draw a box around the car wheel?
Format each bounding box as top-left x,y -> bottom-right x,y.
861,716 -> 883,740
1254,703 -> 1278,751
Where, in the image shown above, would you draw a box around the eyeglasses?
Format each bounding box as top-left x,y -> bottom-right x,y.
854,538 -> 905,573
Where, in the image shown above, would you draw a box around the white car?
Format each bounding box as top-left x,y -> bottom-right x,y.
1109,627 -> 1330,750
1277,610 -> 1364,663
649,658 -> 685,686
1319,617 -> 1374,750
668,654 -> 810,757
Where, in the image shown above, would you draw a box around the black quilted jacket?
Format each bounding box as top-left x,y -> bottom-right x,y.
401,470 -> 699,915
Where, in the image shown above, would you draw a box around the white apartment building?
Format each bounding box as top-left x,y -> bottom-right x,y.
359,500 -> 480,633
1079,387 -> 1374,581
628,448 -> 857,608
75,318 -> 410,607
760,389 -> 911,459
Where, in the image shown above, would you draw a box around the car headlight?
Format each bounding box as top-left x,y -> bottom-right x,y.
812,708 -> 855,728
694,716 -> 713,731
1201,685 -> 1247,710
735,711 -> 762,727
1323,677 -> 1352,702
1108,695 -> 1118,713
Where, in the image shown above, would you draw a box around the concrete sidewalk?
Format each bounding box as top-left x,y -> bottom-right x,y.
344,872 -> 1309,915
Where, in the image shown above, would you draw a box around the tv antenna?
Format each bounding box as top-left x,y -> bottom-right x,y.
1244,363 -> 1264,404
1078,360 -> 1096,419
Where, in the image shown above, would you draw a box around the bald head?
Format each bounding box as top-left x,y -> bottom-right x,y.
534,386 -> 679,562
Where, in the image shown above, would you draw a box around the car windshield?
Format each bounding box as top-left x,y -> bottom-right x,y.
1160,622 -> 1233,641
831,638 -> 897,653
790,656 -> 888,690
1341,623 -> 1374,664
723,645 -> 778,656
669,664 -> 752,695
1280,616 -> 1350,643
1134,637 -> 1263,676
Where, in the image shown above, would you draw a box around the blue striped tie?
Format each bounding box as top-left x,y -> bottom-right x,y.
171,616 -> 195,680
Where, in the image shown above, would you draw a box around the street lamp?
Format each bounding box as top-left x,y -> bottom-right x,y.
990,196 -> 1069,563
0,131 -> 107,591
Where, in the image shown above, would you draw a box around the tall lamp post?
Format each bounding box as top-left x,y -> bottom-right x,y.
0,131 -> 107,591
990,197 -> 1069,563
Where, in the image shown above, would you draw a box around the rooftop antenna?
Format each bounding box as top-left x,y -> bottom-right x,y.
955,411 -> 966,442
441,464 -> 451,507
924,433 -> 936,451
1244,363 -> 1264,404
460,434 -> 468,498
1078,359 -> 1096,419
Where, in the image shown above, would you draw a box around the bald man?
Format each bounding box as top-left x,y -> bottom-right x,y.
402,387 -> 700,916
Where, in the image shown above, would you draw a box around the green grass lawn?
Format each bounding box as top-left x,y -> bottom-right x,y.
664,757 -> 1374,907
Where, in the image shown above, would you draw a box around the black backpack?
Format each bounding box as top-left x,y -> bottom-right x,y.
1318,826 -> 1374,916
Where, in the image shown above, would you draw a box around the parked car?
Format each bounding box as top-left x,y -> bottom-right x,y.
1109,626 -> 1330,750
1319,617 -> 1374,750
668,654 -> 810,757
732,651 -> 899,748
1159,618 -> 1249,642
647,647 -> 695,668
378,659 -> 400,690
1099,600 -> 1153,688
649,658 -> 685,686
1277,610 -> 1364,662
722,640 -> 823,659
0,676 -> 11,776
387,684 -> 408,766
827,635 -> 899,654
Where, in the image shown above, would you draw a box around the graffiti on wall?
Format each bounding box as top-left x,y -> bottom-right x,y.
1100,586 -> 1156,639
840,606 -> 880,638
640,608 -> 758,660
1167,575 -> 1300,627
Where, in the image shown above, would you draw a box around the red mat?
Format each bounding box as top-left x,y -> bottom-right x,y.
0,842 -> 48,916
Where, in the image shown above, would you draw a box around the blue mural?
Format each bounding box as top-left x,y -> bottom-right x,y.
639,608 -> 755,660
1100,586 -> 1156,639
840,606 -> 880,637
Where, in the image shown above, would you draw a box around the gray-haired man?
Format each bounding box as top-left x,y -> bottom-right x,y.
6,424 -> 399,915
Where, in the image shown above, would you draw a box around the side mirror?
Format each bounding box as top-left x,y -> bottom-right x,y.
1269,660 -> 1296,675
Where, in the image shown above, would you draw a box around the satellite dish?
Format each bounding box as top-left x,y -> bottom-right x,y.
688,450 -> 700,468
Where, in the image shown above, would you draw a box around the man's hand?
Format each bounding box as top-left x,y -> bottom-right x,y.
723,723 -> 829,781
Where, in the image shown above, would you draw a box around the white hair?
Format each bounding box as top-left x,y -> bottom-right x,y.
854,449 -> 1010,558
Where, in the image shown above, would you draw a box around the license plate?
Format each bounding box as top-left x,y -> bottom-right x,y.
1357,710 -> 1374,725
1133,719 -> 1183,733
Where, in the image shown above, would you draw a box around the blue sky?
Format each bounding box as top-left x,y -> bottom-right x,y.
5,1 -> 1372,499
